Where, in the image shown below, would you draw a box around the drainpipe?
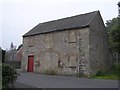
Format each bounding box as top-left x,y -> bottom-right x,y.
78,33 -> 80,77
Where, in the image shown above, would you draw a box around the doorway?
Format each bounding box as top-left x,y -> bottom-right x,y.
27,55 -> 34,72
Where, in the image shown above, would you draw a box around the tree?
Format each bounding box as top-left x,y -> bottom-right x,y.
106,17 -> 120,53
17,44 -> 22,51
10,42 -> 16,51
10,42 -> 14,50
106,17 -> 120,64
0,48 -> 6,63
2,49 -> 6,63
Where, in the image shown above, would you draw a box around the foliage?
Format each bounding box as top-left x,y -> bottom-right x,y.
0,61 -> 1,88
2,63 -> 20,88
2,50 -> 6,63
5,61 -> 21,69
17,44 -> 22,51
93,75 -> 118,80
109,28 -> 120,53
106,17 -> 120,53
10,42 -> 16,51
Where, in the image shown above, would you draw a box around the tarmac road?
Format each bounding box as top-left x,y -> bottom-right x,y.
15,72 -> 118,88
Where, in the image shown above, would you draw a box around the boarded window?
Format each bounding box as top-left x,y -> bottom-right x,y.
69,32 -> 76,43
45,35 -> 52,48
29,36 -> 34,47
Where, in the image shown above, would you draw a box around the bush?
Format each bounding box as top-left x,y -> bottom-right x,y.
2,63 -> 20,88
5,61 -> 21,69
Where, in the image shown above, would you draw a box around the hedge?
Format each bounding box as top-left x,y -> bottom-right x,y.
2,63 -> 19,88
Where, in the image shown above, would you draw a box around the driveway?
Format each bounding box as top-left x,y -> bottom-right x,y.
15,72 -> 118,88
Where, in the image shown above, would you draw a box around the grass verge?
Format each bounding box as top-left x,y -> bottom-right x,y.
92,63 -> 120,80
92,74 -> 118,80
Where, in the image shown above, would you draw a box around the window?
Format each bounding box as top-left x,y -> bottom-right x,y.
29,36 -> 34,47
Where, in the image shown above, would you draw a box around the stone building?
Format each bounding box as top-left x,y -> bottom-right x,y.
21,11 -> 109,76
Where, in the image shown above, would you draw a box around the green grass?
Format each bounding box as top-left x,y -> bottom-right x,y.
93,74 -> 118,80
92,64 -> 120,80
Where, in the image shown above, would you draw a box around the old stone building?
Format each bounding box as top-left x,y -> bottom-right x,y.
21,11 -> 109,76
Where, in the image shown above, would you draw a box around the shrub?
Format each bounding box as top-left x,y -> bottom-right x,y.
5,61 -> 21,69
2,63 -> 20,88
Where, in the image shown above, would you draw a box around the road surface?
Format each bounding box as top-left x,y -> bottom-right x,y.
15,72 -> 118,88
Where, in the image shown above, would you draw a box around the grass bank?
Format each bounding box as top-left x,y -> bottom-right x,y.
92,64 -> 120,80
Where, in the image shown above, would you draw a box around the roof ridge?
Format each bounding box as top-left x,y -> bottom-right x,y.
38,11 -> 99,25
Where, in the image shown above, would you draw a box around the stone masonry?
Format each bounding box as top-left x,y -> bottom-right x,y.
21,11 -> 109,76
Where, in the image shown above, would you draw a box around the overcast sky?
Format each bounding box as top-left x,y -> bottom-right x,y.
0,0 -> 119,50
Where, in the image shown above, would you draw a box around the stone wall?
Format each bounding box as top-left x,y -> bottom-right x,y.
21,13 -> 109,76
21,28 -> 90,76
89,12 -> 109,74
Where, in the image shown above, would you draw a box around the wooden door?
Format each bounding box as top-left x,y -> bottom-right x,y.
27,56 -> 34,72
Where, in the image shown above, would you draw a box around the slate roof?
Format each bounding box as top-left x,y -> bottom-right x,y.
23,11 -> 99,37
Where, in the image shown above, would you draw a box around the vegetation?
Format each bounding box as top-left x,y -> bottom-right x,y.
106,17 -> 120,60
17,44 -> 22,50
92,64 -> 120,80
2,63 -> 19,88
2,49 -> 6,63
10,42 -> 17,51
0,63 -> 2,90
5,61 -> 21,69
106,17 -> 120,53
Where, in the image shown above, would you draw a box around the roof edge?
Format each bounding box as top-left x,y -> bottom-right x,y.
23,25 -> 89,37
87,10 -> 99,25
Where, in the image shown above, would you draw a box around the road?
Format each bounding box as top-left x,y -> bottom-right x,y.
15,72 -> 118,88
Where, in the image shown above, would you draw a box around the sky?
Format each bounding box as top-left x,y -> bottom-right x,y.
0,0 -> 119,50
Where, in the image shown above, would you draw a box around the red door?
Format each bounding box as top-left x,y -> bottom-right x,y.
27,56 -> 34,72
